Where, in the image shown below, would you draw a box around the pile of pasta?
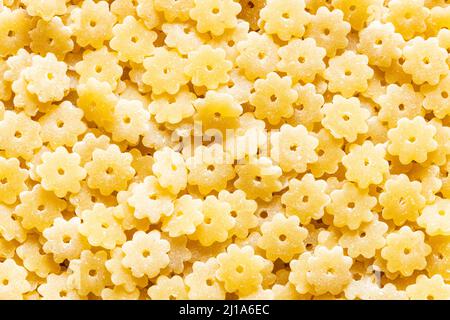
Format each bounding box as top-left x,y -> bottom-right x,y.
0,0 -> 449,300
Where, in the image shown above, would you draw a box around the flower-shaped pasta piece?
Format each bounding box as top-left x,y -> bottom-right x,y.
76,78 -> 117,130
185,258 -> 225,300
381,226 -> 431,276
0,156 -> 28,205
339,216 -> 388,258
184,45 -> 232,89
378,84 -> 424,128
249,72 -> 297,125
324,51 -> 374,98
143,48 -> 189,95
72,133 -> 110,165
277,38 -> 325,83
406,274 -> 450,300
105,247 -> 148,293
162,195 -> 203,237
189,0 -> 241,36
321,95 -> 370,142
422,74 -> 450,119
258,213 -> 307,262
426,236 -> 450,281
0,8 -> 32,58
110,15 -> 157,63
216,244 -> 266,296
127,176 -> 174,223
218,189 -> 257,239
16,236 -> 60,278
68,250 -> 110,297
379,174 -> 426,225
288,251 -> 313,294
189,195 -> 234,246
387,116 -> 437,164
417,198 -> 450,236
39,101 -> 87,149
29,17 -> 73,59
148,275 -> 188,300
11,73 -> 52,117
309,129 -> 345,177
85,144 -> 135,196
281,174 -> 330,224
306,245 -> 353,295
386,0 -> 429,40
43,217 -> 88,263
286,83 -> 324,130
342,141 -> 389,189
326,182 -> 376,230
186,144 -> 235,195
304,7 -> 350,57
22,0 -> 67,21
270,124 -> 318,173
70,0 -> 116,49
259,0 -> 310,41
110,99 -> 149,145
162,22 -> 208,56
154,0 -> 194,22
0,204 -> 27,242
236,32 -> 279,80
36,147 -> 86,198
150,88 -> 196,125
332,0 -> 381,31
38,273 -> 80,300
163,235 -> 192,275
75,47 -> 122,90
152,147 -> 187,195
0,259 -> 31,300
209,20 -> 249,62
234,157 -> 282,201
194,90 -> 242,133
23,53 -> 70,103
357,21 -> 404,68
402,37 -> 448,85
79,204 -> 126,250
122,230 -> 170,278
136,0 -> 163,29
15,184 -> 66,232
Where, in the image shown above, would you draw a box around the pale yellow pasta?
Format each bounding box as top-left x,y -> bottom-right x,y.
0,0 -> 447,301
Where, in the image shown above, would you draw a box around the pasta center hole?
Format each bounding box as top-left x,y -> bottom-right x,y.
89,270 -> 97,277
408,136 -> 416,143
63,236 -> 71,244
204,217 -> 212,225
106,167 -> 114,174
7,30 -> 14,37
212,8 -> 219,14
236,265 -> 244,273
442,91 -> 448,99
398,104 -> 405,111
0,177 -> 7,184
298,56 -> 305,63
89,21 -> 96,27
259,211 -> 268,218
248,1 -> 254,8
254,175 -> 262,183
342,114 -> 350,121
230,210 -> 237,218
344,70 -> 352,76
375,39 -> 383,45
207,165 -> 215,171
404,12 -> 412,19
2,279 -> 8,286
206,65 -> 213,71
60,291 -> 67,297
206,279 -> 214,286
279,234 -> 287,241
270,95 -> 277,102
403,248 -> 410,255
323,28 -> 330,35
326,268 -> 335,275
318,149 -> 324,156
282,12 -> 290,19
213,112 -> 221,119
47,73 -> 54,80
95,65 -> 102,73
302,195 -> 309,202
38,205 -> 45,211
360,232 -> 366,238
258,52 -> 265,59
349,5 -> 356,11
423,57 -> 430,65
347,202 -> 355,209
101,223 -> 109,229
58,168 -> 65,175
290,144 -> 298,152
131,36 -> 138,43
142,250 -> 150,258
57,120 -> 64,128
439,210 -> 446,216
14,131 -> 22,138
427,295 -> 434,300
123,116 -> 131,124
